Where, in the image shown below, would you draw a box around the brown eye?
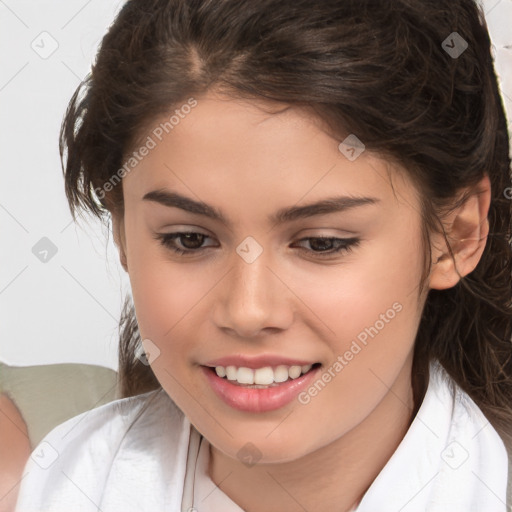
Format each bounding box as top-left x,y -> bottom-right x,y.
292,237 -> 360,258
154,231 -> 216,255
177,233 -> 206,249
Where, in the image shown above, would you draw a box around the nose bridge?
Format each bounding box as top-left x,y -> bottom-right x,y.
213,243 -> 292,336
233,251 -> 269,304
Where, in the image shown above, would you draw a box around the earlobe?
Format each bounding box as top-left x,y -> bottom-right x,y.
112,214 -> 129,272
429,175 -> 491,291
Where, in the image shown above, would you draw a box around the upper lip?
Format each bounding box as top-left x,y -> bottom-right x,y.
203,354 -> 318,369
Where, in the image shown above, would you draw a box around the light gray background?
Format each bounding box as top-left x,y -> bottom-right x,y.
1,0 -> 511,371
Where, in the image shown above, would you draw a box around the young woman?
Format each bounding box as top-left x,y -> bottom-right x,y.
14,0 -> 512,510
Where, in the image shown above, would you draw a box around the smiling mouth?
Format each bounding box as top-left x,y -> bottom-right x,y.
206,363 -> 322,388
201,362 -> 323,413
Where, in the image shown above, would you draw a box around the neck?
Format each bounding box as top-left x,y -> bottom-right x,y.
209,357 -> 421,512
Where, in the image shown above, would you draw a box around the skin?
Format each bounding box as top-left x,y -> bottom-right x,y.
112,90 -> 490,512
0,394 -> 31,512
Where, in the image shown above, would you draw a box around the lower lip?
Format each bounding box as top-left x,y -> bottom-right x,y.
201,365 -> 321,413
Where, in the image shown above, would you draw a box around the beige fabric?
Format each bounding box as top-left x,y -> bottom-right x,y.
0,362 -> 118,448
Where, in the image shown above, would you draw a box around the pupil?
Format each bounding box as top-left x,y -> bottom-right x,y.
181,233 -> 204,249
310,238 -> 333,251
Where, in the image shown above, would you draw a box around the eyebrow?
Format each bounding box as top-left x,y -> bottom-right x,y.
142,189 -> 379,227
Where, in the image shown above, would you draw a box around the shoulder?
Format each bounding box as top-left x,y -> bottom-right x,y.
30,388 -> 182,459
424,361 -> 509,509
15,389 -> 192,512
422,361 -> 508,466
357,361 -> 509,511
428,361 -> 506,451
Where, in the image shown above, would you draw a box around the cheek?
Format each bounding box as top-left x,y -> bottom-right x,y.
125,230 -> 207,355
288,232 -> 423,346
313,233 -> 424,409
127,250 -> 213,410
285,228 -> 424,414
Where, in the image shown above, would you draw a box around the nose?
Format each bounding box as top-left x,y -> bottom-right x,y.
212,247 -> 294,339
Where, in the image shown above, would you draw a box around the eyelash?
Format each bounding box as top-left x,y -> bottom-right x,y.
154,232 -> 360,259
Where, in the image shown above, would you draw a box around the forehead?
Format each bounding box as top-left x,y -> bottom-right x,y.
122,91 -> 419,217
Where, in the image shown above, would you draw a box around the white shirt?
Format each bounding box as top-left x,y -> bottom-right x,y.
14,361 -> 509,512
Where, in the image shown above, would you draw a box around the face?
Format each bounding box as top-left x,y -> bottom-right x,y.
116,90 -> 428,463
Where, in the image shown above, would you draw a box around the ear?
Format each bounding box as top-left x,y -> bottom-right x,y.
429,174 -> 491,290
112,214 -> 128,272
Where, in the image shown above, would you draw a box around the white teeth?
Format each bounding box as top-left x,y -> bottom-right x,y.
274,365 -> 289,383
236,367 -> 254,384
214,363 -> 315,386
254,367 -> 274,385
225,366 -> 238,380
288,365 -> 302,379
215,366 -> 226,378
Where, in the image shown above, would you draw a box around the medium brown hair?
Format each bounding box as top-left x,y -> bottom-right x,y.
60,0 -> 512,444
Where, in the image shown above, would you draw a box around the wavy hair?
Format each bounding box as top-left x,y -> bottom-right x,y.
59,0 -> 512,444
